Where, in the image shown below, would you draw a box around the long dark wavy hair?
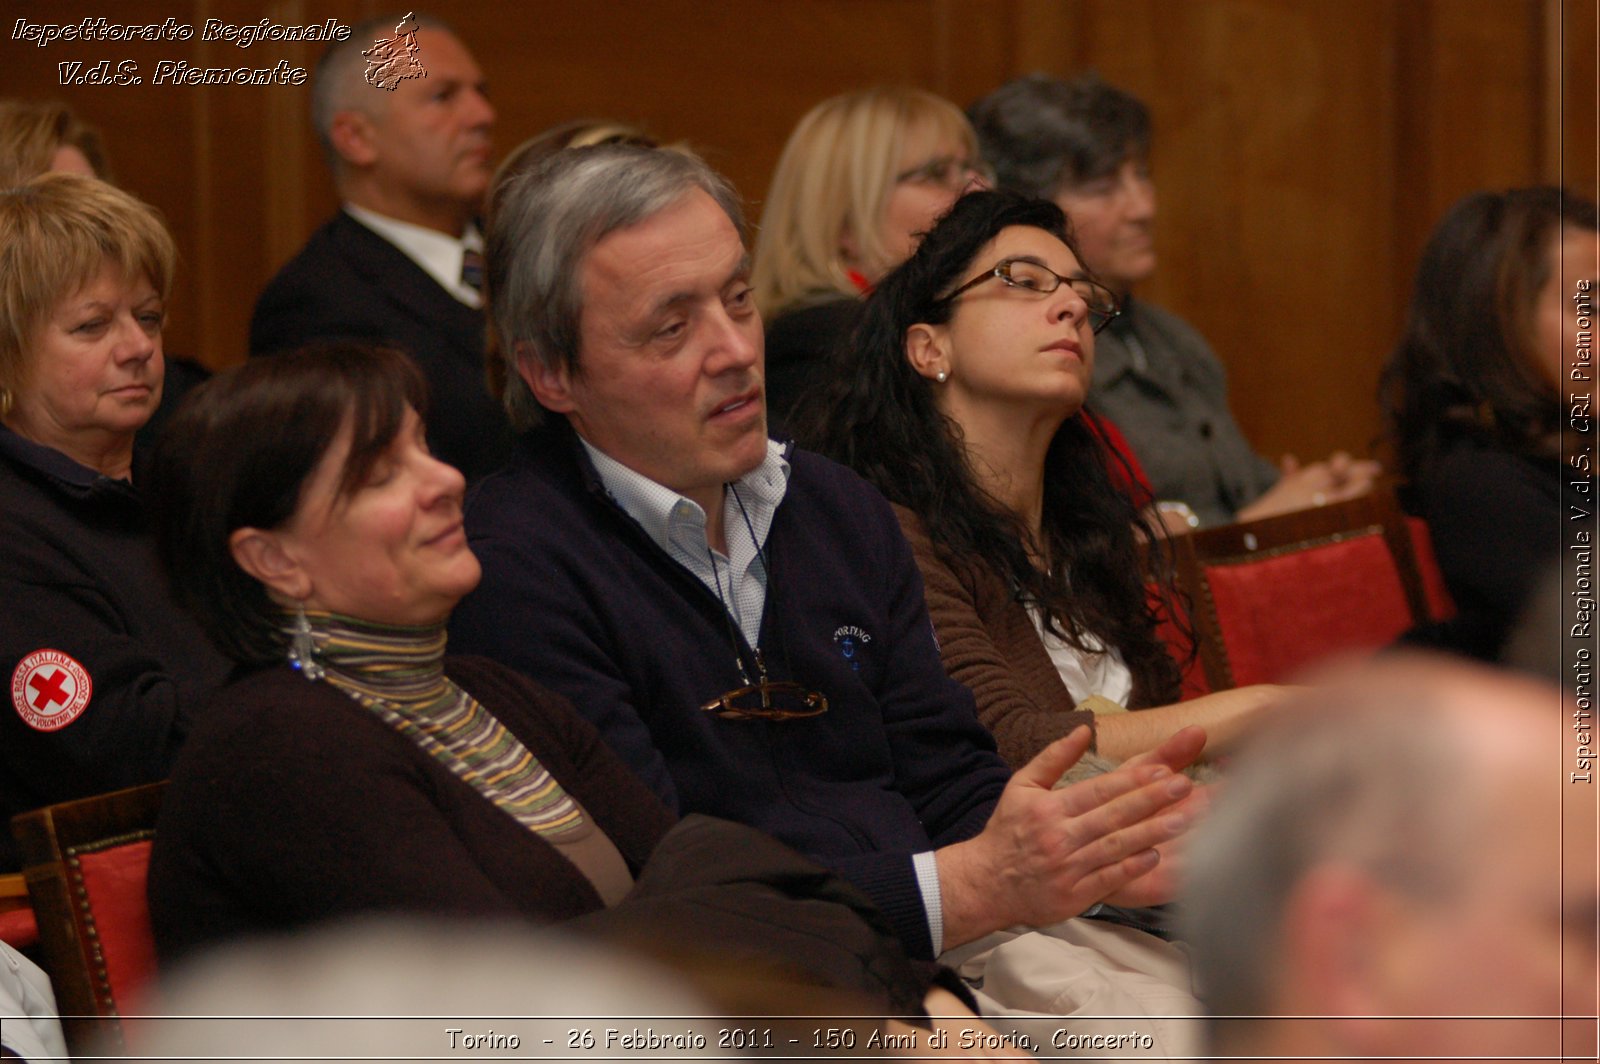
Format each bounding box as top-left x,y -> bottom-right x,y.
793,190 -> 1182,707
1381,186 -> 1598,483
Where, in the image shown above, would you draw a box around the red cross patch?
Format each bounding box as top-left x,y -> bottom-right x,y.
11,649 -> 93,732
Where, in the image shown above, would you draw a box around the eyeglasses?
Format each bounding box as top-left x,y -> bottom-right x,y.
895,155 -> 994,191
701,648 -> 829,721
942,257 -> 1123,334
700,518 -> 830,722
702,681 -> 830,721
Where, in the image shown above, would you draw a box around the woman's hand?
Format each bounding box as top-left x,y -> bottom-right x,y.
1237,452 -> 1382,522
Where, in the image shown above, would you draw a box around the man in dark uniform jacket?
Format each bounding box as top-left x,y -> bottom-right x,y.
249,14 -> 511,480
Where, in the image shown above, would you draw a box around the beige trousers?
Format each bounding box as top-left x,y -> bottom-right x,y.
940,918 -> 1203,1060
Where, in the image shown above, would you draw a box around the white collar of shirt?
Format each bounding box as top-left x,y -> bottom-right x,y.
343,204 -> 484,308
580,437 -> 790,647
580,437 -> 790,555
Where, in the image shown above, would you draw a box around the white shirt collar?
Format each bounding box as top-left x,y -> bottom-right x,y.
343,204 -> 483,308
579,437 -> 790,555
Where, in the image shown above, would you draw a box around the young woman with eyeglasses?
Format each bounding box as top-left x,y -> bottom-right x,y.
798,191 -> 1287,768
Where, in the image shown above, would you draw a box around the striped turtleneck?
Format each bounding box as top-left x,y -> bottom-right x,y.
281,610 -> 585,840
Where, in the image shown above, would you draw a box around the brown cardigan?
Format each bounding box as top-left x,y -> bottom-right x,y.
893,505 -> 1103,767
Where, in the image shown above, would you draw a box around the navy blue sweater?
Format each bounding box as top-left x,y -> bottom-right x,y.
0,427 -> 230,871
451,426 -> 1009,958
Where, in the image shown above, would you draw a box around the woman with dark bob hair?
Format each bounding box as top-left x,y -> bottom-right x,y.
144,342 -> 1010,1041
797,191 -> 1285,768
1381,186 -> 1600,659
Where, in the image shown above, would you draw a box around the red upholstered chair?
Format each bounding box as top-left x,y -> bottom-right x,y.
1406,515 -> 1459,621
10,782 -> 165,1056
1170,487 -> 1432,689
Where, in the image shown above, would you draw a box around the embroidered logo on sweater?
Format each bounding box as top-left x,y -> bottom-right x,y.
11,649 -> 93,731
832,625 -> 872,672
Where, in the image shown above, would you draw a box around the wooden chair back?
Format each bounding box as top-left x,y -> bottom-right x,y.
11,781 -> 166,1055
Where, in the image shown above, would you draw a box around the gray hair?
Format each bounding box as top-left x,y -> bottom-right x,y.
1180,689 -> 1479,1041
487,143 -> 744,431
309,12 -> 449,170
967,73 -> 1151,199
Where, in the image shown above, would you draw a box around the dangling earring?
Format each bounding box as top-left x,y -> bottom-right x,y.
288,603 -> 325,681
0,387 -> 12,419
935,370 -> 949,383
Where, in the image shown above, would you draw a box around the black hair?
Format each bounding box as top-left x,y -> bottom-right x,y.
1380,186 -> 1599,483
793,189 -> 1183,708
149,342 -> 429,665
968,73 -> 1152,199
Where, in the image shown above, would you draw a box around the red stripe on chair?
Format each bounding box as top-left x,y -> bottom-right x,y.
1406,516 -> 1458,622
0,905 -> 38,950
1149,584 -> 1211,699
74,839 -> 157,1011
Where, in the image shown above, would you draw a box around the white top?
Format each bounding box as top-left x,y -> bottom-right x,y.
343,204 -> 484,308
1026,604 -> 1134,708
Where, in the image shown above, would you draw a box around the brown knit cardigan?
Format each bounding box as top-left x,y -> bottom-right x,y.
894,505 -> 1113,768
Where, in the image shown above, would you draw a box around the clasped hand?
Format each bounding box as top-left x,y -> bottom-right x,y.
1241,451 -> 1382,521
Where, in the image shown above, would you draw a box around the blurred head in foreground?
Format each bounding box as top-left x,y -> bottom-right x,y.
128,918 -> 726,1063
1182,656 -> 1591,1062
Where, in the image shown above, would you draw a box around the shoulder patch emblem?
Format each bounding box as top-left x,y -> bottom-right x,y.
11,649 -> 93,732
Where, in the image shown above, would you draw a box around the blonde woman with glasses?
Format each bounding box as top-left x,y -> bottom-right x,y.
752,88 -> 989,429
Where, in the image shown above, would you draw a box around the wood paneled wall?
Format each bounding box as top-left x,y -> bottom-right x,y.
2,0 -> 1585,464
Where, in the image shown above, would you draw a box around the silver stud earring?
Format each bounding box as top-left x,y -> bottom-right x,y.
935,370 -> 948,383
288,603 -> 325,681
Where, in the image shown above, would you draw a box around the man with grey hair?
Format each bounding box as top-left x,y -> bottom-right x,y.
452,144 -> 1211,1050
249,12 -> 510,479
1182,656 -> 1594,1061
